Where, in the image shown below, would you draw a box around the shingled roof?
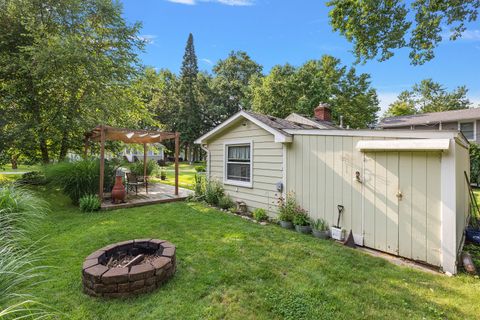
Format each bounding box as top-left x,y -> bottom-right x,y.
379,108 -> 480,128
243,111 -> 317,131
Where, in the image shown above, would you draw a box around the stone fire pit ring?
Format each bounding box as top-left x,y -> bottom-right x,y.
82,239 -> 176,298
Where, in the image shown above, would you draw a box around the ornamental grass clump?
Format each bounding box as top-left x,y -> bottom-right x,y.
79,194 -> 101,213
252,208 -> 269,222
0,184 -> 53,319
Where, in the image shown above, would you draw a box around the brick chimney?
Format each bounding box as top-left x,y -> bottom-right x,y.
314,103 -> 331,122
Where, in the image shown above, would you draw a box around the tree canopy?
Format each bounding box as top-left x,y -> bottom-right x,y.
328,0 -> 480,65
251,56 -> 379,128
384,79 -> 471,117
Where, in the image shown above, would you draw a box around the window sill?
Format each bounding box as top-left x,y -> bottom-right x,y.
223,179 -> 253,188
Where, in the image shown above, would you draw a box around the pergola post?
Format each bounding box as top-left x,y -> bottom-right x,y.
98,125 -> 105,201
143,143 -> 148,194
175,132 -> 180,196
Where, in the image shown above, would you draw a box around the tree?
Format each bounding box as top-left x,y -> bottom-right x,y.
385,79 -> 471,116
0,0 -> 148,163
328,0 -> 480,65
251,56 -> 379,128
211,51 -> 262,119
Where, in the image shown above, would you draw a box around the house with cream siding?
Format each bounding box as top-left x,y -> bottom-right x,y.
195,105 -> 470,274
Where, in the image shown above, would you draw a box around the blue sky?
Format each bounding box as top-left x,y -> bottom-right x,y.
122,0 -> 480,114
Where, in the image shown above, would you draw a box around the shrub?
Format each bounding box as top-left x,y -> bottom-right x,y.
470,143 -> 480,185
204,179 -> 224,206
18,171 -> 47,185
278,192 -> 298,222
193,174 -> 206,200
79,194 -> 101,213
218,195 -> 235,210
293,209 -> 310,226
253,208 -> 268,221
44,159 -> 118,204
312,218 -> 329,231
195,165 -> 206,173
129,159 -> 159,177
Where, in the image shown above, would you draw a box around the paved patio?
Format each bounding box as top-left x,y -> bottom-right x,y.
101,183 -> 192,211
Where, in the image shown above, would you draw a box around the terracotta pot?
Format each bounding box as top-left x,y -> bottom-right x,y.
111,176 -> 126,204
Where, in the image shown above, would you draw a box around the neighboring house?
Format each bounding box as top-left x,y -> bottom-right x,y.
195,104 -> 470,274
121,144 -> 165,162
378,108 -> 480,143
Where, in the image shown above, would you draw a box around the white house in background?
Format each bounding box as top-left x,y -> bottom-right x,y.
121,144 -> 165,162
195,104 -> 470,274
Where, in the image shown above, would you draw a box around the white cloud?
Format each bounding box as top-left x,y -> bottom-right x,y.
461,29 -> 480,41
200,58 -> 213,65
166,0 -> 254,6
138,34 -> 157,44
167,0 -> 195,5
377,92 -> 400,115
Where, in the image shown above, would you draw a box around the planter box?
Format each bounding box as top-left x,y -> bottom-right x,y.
330,226 -> 345,241
295,225 -> 312,234
279,221 -> 294,229
312,229 -> 330,239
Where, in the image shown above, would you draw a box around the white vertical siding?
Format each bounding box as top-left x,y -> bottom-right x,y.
286,134 -> 444,267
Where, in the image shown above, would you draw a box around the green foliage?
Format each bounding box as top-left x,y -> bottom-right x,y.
252,208 -> 268,222
312,218 -> 329,231
328,0 -> 480,65
204,180 -> 225,206
218,195 -> 235,210
193,174 -> 207,200
0,0 -> 149,164
44,159 -> 117,204
278,192 -> 299,222
385,79 -> 470,117
292,209 -> 310,227
470,144 -> 480,185
129,160 -> 159,177
265,289 -> 320,320
251,56 -> 379,128
18,171 -> 47,186
195,165 -> 206,173
79,194 -> 101,213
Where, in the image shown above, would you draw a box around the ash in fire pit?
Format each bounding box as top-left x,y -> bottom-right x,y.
82,239 -> 176,298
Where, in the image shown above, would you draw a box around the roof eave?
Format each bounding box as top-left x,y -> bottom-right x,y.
194,111 -> 292,145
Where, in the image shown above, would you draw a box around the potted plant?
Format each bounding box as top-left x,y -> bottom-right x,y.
277,193 -> 296,229
293,208 -> 311,234
160,169 -> 167,180
311,218 -> 329,239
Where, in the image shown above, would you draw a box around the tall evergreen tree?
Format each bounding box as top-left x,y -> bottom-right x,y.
178,33 -> 201,161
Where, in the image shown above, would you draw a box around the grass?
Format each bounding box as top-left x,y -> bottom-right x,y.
151,163 -> 201,190
25,188 -> 480,320
0,164 -> 41,172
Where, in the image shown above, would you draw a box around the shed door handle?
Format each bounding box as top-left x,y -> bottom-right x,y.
396,191 -> 403,200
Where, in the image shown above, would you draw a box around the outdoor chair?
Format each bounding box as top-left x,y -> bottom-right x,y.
126,173 -> 148,195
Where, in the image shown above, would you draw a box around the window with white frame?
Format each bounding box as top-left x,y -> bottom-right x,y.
459,121 -> 475,141
225,143 -> 252,186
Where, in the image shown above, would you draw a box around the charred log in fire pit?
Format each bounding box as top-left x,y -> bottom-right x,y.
82,239 -> 176,298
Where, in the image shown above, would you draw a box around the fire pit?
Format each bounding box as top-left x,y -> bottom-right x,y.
82,239 -> 176,298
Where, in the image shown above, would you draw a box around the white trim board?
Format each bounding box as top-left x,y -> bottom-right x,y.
195,111 -> 292,144
356,139 -> 450,151
283,129 -> 461,140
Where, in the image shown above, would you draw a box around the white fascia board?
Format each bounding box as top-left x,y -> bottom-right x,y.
284,129 -> 459,140
356,139 -> 451,151
194,111 -> 291,144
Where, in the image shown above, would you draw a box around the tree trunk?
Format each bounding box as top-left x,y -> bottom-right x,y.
58,131 -> 69,161
39,136 -> 49,164
184,143 -> 189,162
10,154 -> 18,170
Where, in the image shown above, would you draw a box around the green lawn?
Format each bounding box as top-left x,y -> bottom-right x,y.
151,163 -> 201,190
26,189 -> 480,320
0,163 -> 41,172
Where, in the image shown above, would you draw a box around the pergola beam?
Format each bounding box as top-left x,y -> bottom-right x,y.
84,125 -> 180,202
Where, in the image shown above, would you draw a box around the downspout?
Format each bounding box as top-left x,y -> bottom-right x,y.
200,144 -> 210,180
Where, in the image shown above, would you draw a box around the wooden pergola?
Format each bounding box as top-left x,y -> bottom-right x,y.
85,125 -> 180,201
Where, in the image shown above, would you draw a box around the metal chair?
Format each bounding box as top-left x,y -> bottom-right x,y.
126,173 -> 148,195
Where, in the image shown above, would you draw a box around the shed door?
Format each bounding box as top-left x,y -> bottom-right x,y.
363,151 -> 441,266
